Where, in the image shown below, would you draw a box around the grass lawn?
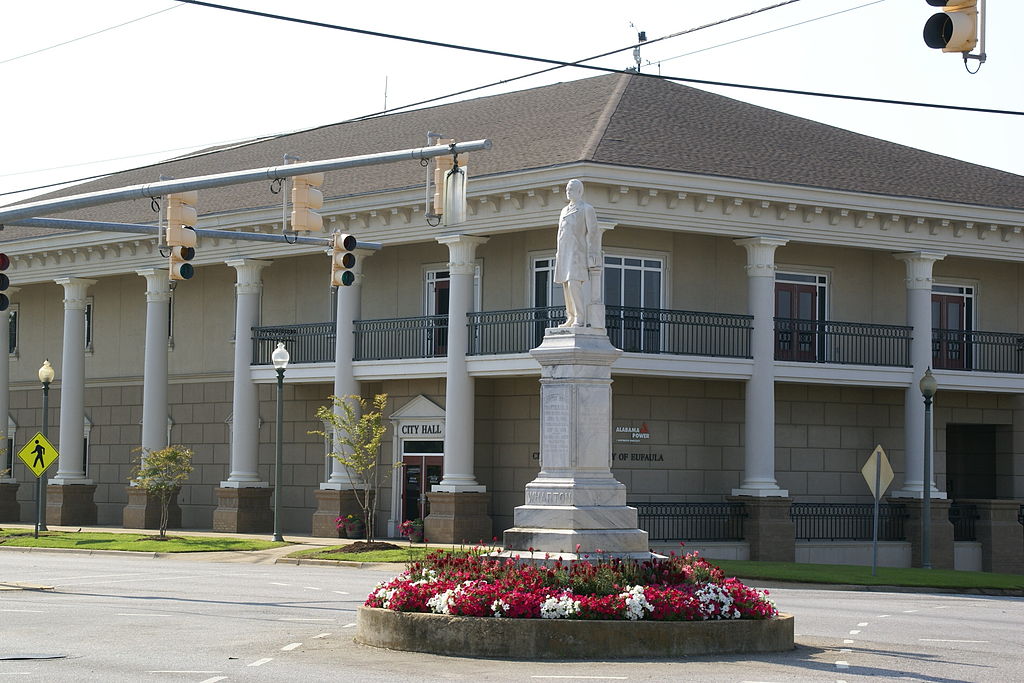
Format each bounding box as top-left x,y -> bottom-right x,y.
0,528 -> 285,553
715,559 -> 1024,591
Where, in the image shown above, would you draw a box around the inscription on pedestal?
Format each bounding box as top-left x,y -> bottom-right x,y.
526,490 -> 573,505
541,384 -> 572,469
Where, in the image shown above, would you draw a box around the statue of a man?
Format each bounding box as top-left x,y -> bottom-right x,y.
554,179 -> 599,327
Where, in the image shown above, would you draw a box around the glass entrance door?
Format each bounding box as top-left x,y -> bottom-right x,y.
775,282 -> 820,362
402,456 -> 443,521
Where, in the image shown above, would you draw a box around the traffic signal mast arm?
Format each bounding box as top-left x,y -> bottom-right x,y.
0,140 -> 491,224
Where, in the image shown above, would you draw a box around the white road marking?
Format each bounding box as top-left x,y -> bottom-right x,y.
199,678 -> 228,683
117,613 -> 173,617
281,643 -> 301,651
843,639 -> 854,644
919,639 -> 989,643
247,658 -> 273,667
877,614 -> 890,618
59,574 -> 208,586
313,633 -> 331,639
332,590 -> 349,595
148,671 -> 223,674
270,582 -> 290,586
304,586 -> 321,590
278,617 -> 334,622
849,630 -> 860,635
902,609 -> 918,613
840,648 -> 852,653
857,622 -> 868,626
342,623 -> 357,628
0,609 -> 45,613
836,661 -> 850,669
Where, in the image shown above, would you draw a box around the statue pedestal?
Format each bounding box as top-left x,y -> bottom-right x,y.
502,328 -> 651,559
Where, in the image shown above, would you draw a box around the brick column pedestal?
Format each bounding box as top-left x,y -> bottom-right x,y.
122,487 -> 181,530
728,496 -> 795,562
213,487 -> 273,533
959,498 -> 1024,574
0,482 -> 20,522
311,489 -> 371,538
425,492 -> 492,545
895,497 -> 953,569
46,484 -> 98,526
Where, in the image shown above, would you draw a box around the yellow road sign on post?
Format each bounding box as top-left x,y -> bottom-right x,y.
861,445 -> 894,500
17,432 -> 59,478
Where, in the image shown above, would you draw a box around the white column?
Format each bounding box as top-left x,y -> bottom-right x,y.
323,249 -> 372,490
893,251 -> 946,499
0,291 -> 11,482
434,234 -> 488,492
137,269 -> 170,456
733,237 -> 788,497
222,259 -> 271,487
52,277 -> 96,484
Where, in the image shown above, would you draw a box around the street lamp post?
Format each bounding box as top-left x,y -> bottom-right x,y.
36,359 -> 55,538
919,367 -> 937,570
271,342 -> 290,543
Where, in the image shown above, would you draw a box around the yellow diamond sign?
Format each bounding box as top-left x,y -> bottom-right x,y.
17,432 -> 59,478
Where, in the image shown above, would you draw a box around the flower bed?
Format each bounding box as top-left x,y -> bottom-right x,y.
364,549 -> 777,622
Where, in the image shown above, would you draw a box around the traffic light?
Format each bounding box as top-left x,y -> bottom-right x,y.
330,232 -> 357,287
291,172 -> 324,232
923,0 -> 978,53
0,252 -> 9,312
166,190 -> 198,281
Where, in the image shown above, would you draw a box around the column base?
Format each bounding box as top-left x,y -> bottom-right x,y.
46,484 -> 98,526
424,492 -> 492,545
890,497 -> 953,569
212,487 -> 273,533
727,496 -> 794,562
890,487 -> 948,500
731,487 -> 790,498
0,482 -> 21,522
311,488 -> 370,538
122,486 -> 181,530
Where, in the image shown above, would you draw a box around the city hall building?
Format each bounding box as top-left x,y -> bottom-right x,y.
1,73 -> 1022,571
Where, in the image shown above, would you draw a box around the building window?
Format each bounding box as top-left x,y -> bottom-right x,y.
775,271 -> 828,362
8,306 -> 18,357
84,297 -> 94,352
423,265 -> 481,357
932,283 -> 975,370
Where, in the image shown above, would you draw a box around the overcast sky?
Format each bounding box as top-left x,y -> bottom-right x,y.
2,0 -> 1021,207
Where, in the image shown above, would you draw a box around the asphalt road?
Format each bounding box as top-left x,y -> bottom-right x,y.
1,548 -> 1021,682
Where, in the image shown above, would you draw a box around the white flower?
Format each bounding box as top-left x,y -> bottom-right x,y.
540,593 -> 581,619
694,583 -> 737,620
619,585 -> 654,621
427,588 -> 457,614
491,599 -> 511,617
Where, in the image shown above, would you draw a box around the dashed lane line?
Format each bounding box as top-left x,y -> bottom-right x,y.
848,630 -> 860,635
857,622 -> 868,627
247,658 -> 273,667
343,623 -> 357,629
313,633 -> 331,639
281,643 -> 301,651
902,609 -> 918,613
304,586 -> 321,590
270,582 -> 290,586
332,590 -> 349,595
920,639 -> 989,643
147,671 -> 222,674
836,661 -> 850,669
843,639 -> 854,644
199,678 -> 227,683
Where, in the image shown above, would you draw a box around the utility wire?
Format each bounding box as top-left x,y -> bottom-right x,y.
0,5 -> 182,65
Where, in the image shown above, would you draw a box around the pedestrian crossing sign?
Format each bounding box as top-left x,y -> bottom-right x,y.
17,432 -> 59,478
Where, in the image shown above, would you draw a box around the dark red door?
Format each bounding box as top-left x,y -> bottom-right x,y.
932,294 -> 966,370
775,283 -> 818,362
402,456 -> 443,521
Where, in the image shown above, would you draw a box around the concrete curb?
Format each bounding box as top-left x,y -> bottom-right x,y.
356,607 -> 794,659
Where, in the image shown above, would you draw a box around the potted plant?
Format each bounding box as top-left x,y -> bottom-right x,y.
399,518 -> 424,543
336,514 -> 365,539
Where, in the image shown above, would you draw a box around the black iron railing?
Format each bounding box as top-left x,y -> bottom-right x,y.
790,502 -> 908,541
933,328 -> 1024,374
468,306 -> 565,355
252,322 -> 336,365
948,502 -> 979,542
633,502 -> 747,542
354,315 -> 449,361
775,318 -> 912,367
1018,504 -> 1023,526
607,307 -> 752,358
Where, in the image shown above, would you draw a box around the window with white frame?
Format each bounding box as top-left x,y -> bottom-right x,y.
8,305 -> 18,357
774,271 -> 828,362
84,297 -> 94,352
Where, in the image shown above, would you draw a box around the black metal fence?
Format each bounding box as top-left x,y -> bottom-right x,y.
633,502 -> 747,542
933,328 -> 1024,374
252,322 -> 336,365
468,306 -> 565,355
775,318 -> 912,367
607,307 -> 752,358
790,502 -> 908,541
354,315 -> 449,361
948,502 -> 979,542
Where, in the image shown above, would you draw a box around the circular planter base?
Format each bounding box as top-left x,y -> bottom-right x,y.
356,607 -> 794,659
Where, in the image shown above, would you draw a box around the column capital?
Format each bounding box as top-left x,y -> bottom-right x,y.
225,259 -> 272,295
54,278 -> 97,309
596,221 -> 617,234
894,251 -> 946,289
136,268 -> 171,303
735,237 -> 788,276
437,234 -> 488,275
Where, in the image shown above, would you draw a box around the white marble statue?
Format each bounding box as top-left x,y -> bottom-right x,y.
554,179 -> 600,327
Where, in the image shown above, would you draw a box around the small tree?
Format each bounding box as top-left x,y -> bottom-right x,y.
130,445 -> 194,539
311,394 -> 389,542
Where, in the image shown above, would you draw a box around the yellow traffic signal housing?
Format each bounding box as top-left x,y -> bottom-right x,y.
0,252 -> 10,311
331,232 -> 357,287
923,0 -> 978,53
291,172 -> 324,232
166,191 -> 198,281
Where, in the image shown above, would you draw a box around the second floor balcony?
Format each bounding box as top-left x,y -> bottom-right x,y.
252,307 -> 1024,375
